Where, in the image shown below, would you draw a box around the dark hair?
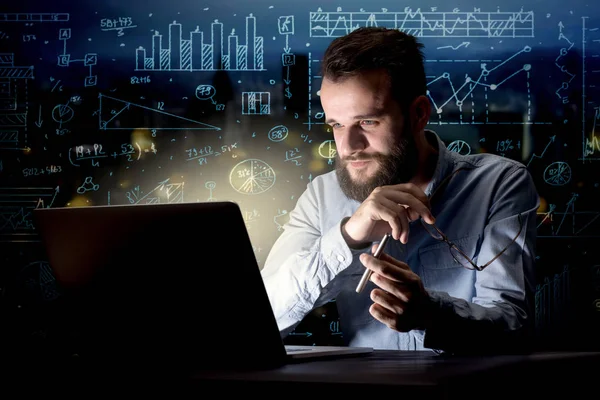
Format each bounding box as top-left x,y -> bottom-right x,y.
321,27 -> 427,111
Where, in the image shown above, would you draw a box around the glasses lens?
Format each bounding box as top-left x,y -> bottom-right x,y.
450,246 -> 476,270
421,220 -> 444,240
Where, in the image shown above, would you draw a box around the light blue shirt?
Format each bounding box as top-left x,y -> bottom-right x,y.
261,130 -> 540,353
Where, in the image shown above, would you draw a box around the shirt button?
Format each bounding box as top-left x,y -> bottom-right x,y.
337,254 -> 345,262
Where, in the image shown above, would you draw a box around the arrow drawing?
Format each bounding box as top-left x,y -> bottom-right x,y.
34,105 -> 43,128
526,135 -> 556,167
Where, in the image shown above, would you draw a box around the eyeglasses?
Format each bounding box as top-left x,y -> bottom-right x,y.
420,214 -> 523,271
420,167 -> 523,271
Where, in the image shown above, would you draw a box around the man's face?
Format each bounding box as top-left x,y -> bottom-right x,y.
320,70 -> 418,202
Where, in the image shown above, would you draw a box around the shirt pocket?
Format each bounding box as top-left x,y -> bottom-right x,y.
418,234 -> 480,298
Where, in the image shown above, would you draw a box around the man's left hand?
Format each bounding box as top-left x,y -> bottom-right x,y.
360,244 -> 433,332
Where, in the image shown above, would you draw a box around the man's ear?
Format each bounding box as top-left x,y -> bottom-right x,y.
409,95 -> 431,133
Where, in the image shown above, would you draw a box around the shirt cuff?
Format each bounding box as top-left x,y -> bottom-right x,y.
320,217 -> 372,275
422,290 -> 457,352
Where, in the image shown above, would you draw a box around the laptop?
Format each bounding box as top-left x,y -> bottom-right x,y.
32,201 -> 372,372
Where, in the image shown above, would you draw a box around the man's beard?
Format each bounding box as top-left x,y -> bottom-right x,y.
335,133 -> 419,203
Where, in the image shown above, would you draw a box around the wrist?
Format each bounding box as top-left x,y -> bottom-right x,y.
341,218 -> 371,249
417,291 -> 437,330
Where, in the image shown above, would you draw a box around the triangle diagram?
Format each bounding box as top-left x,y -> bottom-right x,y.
98,93 -> 220,131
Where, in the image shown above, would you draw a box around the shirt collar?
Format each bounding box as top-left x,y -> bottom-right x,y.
423,129 -> 457,198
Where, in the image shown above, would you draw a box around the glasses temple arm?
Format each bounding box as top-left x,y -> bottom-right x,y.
480,214 -> 524,269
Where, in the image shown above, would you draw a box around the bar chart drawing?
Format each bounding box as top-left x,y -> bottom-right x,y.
0,53 -> 34,151
135,14 -> 266,71
241,91 -> 271,115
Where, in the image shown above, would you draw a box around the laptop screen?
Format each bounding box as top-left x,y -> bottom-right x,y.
33,201 -> 288,371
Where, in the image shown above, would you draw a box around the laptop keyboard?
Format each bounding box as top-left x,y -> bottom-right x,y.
285,346 -> 314,352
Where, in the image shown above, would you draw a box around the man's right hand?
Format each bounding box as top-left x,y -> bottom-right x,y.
342,183 -> 436,247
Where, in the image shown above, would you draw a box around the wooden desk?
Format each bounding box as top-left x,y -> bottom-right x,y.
187,350 -> 600,398
5,346 -> 600,398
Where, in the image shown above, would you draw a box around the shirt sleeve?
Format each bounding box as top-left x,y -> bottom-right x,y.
260,180 -> 370,338
421,164 -> 540,354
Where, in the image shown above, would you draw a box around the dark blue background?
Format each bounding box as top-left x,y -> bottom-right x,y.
0,0 -> 598,350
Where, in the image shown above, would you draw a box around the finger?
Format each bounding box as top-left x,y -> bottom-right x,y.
397,206 -> 409,244
370,287 -> 409,312
370,272 -> 413,302
370,198 -> 406,241
378,252 -> 411,270
368,245 -> 411,272
392,183 -> 430,207
405,206 -> 422,222
359,254 -> 413,282
377,185 -> 435,224
369,303 -> 406,332
376,197 -> 410,242
370,243 -> 379,256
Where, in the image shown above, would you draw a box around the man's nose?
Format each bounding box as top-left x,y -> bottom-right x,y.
338,126 -> 367,157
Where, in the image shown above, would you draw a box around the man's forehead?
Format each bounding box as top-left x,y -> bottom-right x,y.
322,71 -> 389,88
320,82 -> 391,112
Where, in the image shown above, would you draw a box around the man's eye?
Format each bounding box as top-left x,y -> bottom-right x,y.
330,123 -> 341,129
361,120 -> 376,125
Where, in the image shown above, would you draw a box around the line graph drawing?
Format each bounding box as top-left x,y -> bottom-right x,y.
0,186 -> 59,242
437,42 -> 470,50
527,136 -> 556,167
98,93 -> 220,131
425,46 -> 548,124
581,16 -> 600,162
309,8 -> 534,38
537,204 -> 557,230
536,193 -> 600,238
306,47 -> 552,128
555,194 -> 578,235
582,107 -> 600,160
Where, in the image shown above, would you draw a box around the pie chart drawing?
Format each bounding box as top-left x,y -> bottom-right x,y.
230,159 -> 276,195
543,161 -> 571,186
318,140 -> 337,159
447,140 -> 471,155
52,104 -> 74,124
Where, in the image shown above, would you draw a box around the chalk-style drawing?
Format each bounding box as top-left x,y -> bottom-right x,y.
134,15 -> 265,71
309,8 -> 534,38
98,93 -> 220,131
0,186 -> 59,242
242,91 -> 271,115
229,159 -> 275,195
0,53 -> 34,151
76,176 -> 100,194
544,161 -> 571,186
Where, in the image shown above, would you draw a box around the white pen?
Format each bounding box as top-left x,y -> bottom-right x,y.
355,233 -> 391,294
